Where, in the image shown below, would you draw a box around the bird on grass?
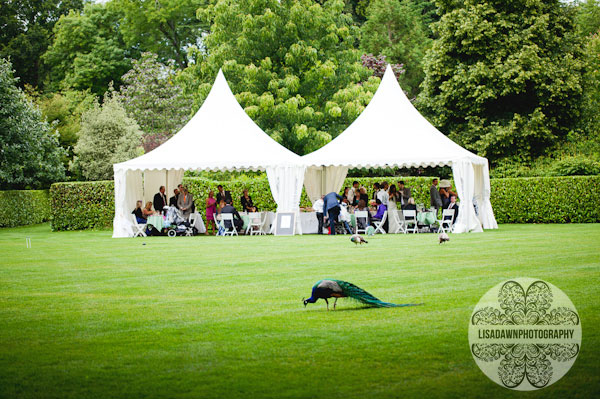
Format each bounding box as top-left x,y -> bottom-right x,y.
303,279 -> 423,310
350,234 -> 368,245
439,232 -> 450,244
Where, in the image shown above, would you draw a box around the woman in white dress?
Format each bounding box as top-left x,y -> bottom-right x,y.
387,184 -> 400,233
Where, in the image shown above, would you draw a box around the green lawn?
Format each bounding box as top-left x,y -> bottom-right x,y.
0,224 -> 599,399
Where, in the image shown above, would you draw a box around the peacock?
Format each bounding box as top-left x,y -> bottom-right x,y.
350,234 -> 368,245
303,279 -> 422,310
439,232 -> 450,244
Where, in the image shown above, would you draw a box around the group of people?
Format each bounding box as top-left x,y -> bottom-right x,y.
310,178 -> 459,235
131,183 -> 259,235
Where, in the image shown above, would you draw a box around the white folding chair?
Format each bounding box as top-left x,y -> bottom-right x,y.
355,211 -> 369,234
373,211 -> 388,234
220,213 -> 238,236
437,208 -> 455,233
246,212 -> 265,235
403,209 -> 418,233
130,214 -> 147,237
185,213 -> 196,236
389,209 -> 406,234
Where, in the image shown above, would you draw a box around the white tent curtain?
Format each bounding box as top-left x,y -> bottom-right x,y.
266,164 -> 307,234
451,160 -> 482,233
303,166 -> 349,202
473,161 -> 498,229
113,168 -> 143,238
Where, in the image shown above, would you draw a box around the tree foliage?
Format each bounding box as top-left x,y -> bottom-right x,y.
42,3 -> 135,96
0,0 -> 84,88
419,0 -> 585,163
575,0 -> 600,37
110,0 -> 211,69
119,53 -> 192,152
360,0 -> 432,96
182,0 -> 376,155
0,58 -> 66,189
72,91 -> 143,181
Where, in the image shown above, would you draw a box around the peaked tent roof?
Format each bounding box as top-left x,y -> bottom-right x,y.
302,65 -> 486,168
114,69 -> 301,172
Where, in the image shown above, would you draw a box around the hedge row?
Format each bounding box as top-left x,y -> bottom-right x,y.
490,176 -> 600,223
0,190 -> 51,227
50,181 -> 114,230
10,175 -> 597,231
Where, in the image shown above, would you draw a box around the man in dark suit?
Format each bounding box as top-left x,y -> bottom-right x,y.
169,188 -> 180,208
216,184 -> 232,204
220,199 -> 243,231
153,186 -> 168,214
446,195 -> 459,224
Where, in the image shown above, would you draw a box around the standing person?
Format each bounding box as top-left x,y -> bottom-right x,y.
312,195 -> 325,234
177,186 -> 194,219
323,191 -> 343,235
387,184 -> 399,233
348,181 -> 359,206
342,187 -> 350,202
169,188 -> 180,208
153,186 -> 168,215
216,185 -> 232,204
205,190 -> 217,235
397,181 -> 411,206
359,187 -> 369,204
430,178 -> 442,216
372,182 -> 380,200
377,181 -> 389,207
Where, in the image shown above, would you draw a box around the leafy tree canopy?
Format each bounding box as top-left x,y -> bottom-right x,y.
575,0 -> 600,37
72,91 -> 143,181
360,0 -> 432,96
0,58 -> 66,189
181,0 -> 377,155
419,0 -> 584,163
0,0 -> 84,88
110,0 -> 211,69
42,3 -> 136,96
119,52 -> 192,152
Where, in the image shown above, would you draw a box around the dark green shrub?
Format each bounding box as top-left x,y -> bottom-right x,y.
0,190 -> 51,227
50,181 -> 114,230
490,176 -> 600,223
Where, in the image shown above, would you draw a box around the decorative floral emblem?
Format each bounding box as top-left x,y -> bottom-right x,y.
468,278 -> 581,390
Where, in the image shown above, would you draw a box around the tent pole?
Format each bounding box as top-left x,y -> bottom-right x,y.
321,166 -> 326,196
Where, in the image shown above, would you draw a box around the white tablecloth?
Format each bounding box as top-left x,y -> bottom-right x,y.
191,212 -> 206,234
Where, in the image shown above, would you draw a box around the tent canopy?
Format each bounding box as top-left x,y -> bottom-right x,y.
114,70 -> 301,172
112,69 -> 305,237
301,65 -> 497,233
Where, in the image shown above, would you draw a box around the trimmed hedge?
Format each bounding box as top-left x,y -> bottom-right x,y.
50,181 -> 114,230
42,175 -> 600,231
490,176 -> 600,223
0,190 -> 51,227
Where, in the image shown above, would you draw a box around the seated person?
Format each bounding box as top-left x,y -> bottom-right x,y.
132,200 -> 146,224
220,199 -> 243,231
354,199 -> 372,230
359,187 -> 369,205
403,197 -> 417,211
439,180 -> 457,209
445,195 -> 459,223
142,201 -> 155,218
371,199 -> 387,221
240,189 -> 258,212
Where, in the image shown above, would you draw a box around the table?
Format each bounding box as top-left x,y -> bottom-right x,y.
146,214 -> 164,230
417,211 -> 436,225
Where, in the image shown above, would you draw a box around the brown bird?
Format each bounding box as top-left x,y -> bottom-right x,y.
439,232 -> 450,244
350,234 -> 368,245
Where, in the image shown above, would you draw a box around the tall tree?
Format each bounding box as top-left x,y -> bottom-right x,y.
111,0 -> 211,69
575,0 -> 600,37
360,0 -> 432,96
182,0 -> 376,155
42,3 -> 136,96
0,58 -> 66,189
418,0 -> 584,163
0,0 -> 84,88
72,91 -> 143,181
119,52 -> 192,152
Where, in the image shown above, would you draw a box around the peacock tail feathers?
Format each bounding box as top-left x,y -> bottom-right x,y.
332,279 -> 419,308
